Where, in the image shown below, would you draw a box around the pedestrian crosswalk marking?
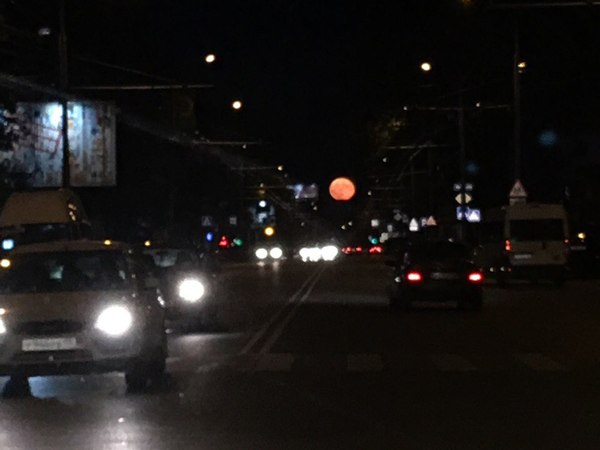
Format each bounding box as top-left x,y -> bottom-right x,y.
430,354 -> 477,372
347,354 -> 383,372
515,353 -> 565,372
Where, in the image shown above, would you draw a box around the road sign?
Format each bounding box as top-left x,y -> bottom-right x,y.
453,182 -> 474,192
229,215 -> 238,226
426,216 -> 437,226
509,179 -> 527,205
466,209 -> 481,223
201,215 -> 213,227
409,218 -> 419,232
455,193 -> 473,204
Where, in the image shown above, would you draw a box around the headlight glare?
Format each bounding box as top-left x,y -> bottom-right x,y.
270,247 -> 283,259
321,245 -> 339,261
0,318 -> 6,334
178,278 -> 206,303
255,248 -> 268,260
95,305 -> 133,337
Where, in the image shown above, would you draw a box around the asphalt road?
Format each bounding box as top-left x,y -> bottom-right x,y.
2,257 -> 600,449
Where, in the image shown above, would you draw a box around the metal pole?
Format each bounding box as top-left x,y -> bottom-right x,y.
513,18 -> 521,182
458,96 -> 467,241
59,0 -> 70,188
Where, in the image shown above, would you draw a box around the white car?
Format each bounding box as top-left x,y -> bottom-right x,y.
0,240 -> 167,394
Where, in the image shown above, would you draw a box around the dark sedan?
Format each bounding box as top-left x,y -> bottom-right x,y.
387,241 -> 483,311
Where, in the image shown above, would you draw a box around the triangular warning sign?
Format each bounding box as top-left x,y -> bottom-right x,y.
509,179 -> 528,198
426,216 -> 437,226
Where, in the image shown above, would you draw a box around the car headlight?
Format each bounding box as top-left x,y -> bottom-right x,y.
178,278 -> 206,303
321,245 -> 339,261
255,248 -> 268,260
95,305 -> 133,337
270,247 -> 283,260
0,318 -> 6,335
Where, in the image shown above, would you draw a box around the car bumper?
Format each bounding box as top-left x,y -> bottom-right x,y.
0,331 -> 146,377
394,284 -> 482,303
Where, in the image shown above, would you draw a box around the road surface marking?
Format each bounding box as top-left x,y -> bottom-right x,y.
239,267 -> 321,355
258,266 -> 325,355
515,353 -> 565,371
430,354 -> 477,372
255,353 -> 294,372
347,354 -> 383,372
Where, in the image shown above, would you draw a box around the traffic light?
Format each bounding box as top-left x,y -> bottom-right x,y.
264,226 -> 275,237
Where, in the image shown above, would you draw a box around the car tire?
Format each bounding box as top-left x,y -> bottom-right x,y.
2,376 -> 31,399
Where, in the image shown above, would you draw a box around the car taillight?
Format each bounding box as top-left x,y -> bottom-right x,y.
355,247 -> 363,253
504,240 -> 512,252
468,272 -> 483,283
406,271 -> 422,282
369,246 -> 383,254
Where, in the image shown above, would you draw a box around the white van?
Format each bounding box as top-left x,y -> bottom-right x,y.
474,203 -> 569,285
0,189 -> 91,245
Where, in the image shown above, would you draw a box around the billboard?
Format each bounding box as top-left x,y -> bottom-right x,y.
0,102 -> 116,187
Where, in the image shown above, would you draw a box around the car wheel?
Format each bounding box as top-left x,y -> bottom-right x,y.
2,376 -> 31,399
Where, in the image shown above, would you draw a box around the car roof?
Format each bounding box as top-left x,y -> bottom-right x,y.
9,240 -> 131,254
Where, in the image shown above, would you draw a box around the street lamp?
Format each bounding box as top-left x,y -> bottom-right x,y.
205,54 -> 216,64
232,100 -> 243,110
420,62 -> 432,72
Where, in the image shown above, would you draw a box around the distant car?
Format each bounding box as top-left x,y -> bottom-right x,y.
143,246 -> 219,329
387,241 -> 483,311
0,240 -> 167,393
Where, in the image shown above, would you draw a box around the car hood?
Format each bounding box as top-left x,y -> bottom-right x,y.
0,290 -> 134,323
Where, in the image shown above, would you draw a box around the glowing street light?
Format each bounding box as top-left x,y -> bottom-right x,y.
232,100 -> 243,110
420,62 -> 432,72
205,53 -> 216,64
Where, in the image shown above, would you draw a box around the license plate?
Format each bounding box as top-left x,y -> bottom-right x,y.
513,253 -> 532,260
430,272 -> 460,280
22,337 -> 78,352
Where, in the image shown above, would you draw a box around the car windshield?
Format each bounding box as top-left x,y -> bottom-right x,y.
0,250 -> 130,294
145,249 -> 198,269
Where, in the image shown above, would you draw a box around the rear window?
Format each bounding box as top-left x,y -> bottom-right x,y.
510,219 -> 564,241
408,242 -> 470,263
0,250 -> 130,294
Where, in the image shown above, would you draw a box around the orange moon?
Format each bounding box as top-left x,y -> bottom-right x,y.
329,177 -> 356,201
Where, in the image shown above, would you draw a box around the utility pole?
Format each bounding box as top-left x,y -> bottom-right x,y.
58,0 -> 70,188
457,96 -> 467,241
513,18 -> 521,182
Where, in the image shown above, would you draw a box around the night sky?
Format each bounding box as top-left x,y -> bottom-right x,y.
3,0 -> 600,228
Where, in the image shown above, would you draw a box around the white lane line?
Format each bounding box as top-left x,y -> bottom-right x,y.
347,354 -> 384,372
255,353 -> 294,372
515,353 -> 565,372
239,267 -> 321,355
257,266 -> 325,355
430,354 -> 477,372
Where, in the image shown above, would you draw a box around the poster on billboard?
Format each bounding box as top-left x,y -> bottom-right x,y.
0,101 -> 117,187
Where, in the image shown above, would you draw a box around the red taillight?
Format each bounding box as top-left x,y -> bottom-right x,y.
355,247 -> 363,253
369,246 -> 383,254
406,271 -> 422,282
468,272 -> 483,283
504,240 -> 512,252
